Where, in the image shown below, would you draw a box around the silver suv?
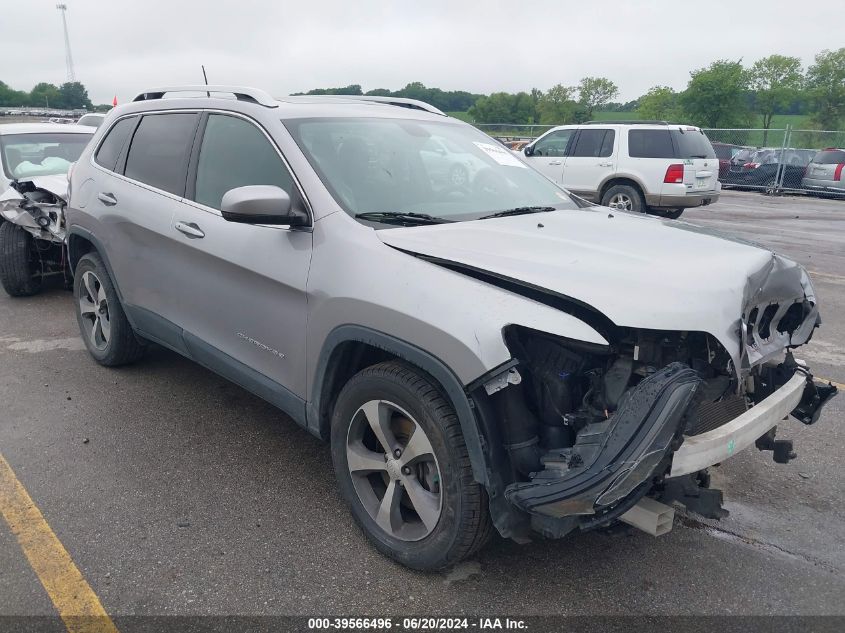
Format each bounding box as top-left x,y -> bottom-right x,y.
67,86 -> 836,570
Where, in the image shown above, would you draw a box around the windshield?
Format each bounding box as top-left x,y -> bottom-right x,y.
0,132 -> 92,180
285,117 -> 578,224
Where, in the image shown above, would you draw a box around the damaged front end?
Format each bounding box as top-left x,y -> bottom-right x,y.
472,320 -> 836,542
0,176 -> 71,285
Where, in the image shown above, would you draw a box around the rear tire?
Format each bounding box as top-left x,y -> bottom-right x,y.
601,184 -> 645,213
0,222 -> 42,297
658,209 -> 684,220
330,361 -> 492,570
74,253 -> 145,366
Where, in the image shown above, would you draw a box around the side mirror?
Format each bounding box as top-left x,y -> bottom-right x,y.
523,145 -> 534,157
220,185 -> 308,227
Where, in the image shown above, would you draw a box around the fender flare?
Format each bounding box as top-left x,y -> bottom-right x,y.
306,324 -> 492,487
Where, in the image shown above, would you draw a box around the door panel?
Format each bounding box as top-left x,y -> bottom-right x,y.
562,128 -> 617,194
165,202 -> 311,397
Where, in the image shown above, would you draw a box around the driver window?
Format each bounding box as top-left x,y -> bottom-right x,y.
532,130 -> 573,157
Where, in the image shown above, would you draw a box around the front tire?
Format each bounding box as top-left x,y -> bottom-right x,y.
74,253 -> 145,366
0,222 -> 43,297
601,184 -> 645,213
331,361 -> 492,570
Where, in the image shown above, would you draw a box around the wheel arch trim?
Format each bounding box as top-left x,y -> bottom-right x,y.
307,324 -> 491,487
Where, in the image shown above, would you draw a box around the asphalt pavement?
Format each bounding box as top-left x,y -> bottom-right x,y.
1,190 -> 843,621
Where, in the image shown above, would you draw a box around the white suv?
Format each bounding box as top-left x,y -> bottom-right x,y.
520,122 -> 721,219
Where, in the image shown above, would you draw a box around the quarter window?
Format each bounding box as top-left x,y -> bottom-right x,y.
628,129 -> 675,158
94,116 -> 136,171
194,114 -> 294,211
124,113 -> 198,195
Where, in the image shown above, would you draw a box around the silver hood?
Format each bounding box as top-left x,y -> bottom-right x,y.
377,207 -> 817,372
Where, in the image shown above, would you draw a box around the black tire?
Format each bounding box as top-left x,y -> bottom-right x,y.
658,209 -> 684,220
73,252 -> 145,366
601,184 -> 645,213
0,221 -> 42,297
331,361 -> 492,570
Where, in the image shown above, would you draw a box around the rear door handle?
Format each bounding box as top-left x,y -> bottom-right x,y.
175,221 -> 205,239
598,162 -> 613,167
548,160 -> 562,166
97,192 -> 117,206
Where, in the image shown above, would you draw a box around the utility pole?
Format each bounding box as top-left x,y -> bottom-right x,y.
56,4 -> 76,82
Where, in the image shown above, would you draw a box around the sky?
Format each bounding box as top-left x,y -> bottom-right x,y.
2,0 -> 841,106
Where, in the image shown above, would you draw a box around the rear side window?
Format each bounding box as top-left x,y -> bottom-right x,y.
94,117 -> 136,170
570,129 -> 615,158
812,149 -> 845,164
193,114 -> 294,210
124,113 -> 198,195
671,129 -> 716,159
628,129 -> 674,158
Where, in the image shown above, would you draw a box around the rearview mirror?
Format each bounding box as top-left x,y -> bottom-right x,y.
220,185 -> 308,227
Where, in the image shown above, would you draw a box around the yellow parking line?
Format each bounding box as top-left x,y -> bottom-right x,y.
0,453 -> 119,633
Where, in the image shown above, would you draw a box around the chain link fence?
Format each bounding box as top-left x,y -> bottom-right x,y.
704,126 -> 845,197
473,123 -> 845,199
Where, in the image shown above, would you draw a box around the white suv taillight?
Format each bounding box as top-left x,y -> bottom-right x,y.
664,164 -> 684,184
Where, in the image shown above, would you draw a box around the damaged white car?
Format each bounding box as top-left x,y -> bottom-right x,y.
0,123 -> 94,296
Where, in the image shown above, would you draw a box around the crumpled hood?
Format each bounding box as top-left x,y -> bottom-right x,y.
377,207 -> 816,370
0,174 -> 69,202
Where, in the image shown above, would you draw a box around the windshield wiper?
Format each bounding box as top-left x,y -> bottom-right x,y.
478,206 -> 557,220
354,211 -> 453,226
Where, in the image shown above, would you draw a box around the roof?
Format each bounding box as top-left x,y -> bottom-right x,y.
0,123 -> 96,136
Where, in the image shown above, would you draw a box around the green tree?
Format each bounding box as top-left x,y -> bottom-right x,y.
577,76 -> 619,119
637,86 -> 681,121
59,81 -> 93,109
0,80 -> 28,106
680,60 -> 751,128
749,55 -> 803,143
469,92 -> 535,123
806,48 -> 845,130
29,82 -> 62,108
537,84 -> 578,124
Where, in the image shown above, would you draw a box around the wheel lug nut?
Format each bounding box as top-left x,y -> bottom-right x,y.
402,466 -> 411,475
393,449 -> 402,458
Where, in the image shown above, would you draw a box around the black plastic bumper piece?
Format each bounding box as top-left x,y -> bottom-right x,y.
505,362 -> 702,519
791,377 -> 837,426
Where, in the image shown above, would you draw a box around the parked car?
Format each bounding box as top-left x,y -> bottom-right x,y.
519,122 -> 720,219
419,136 -> 487,188
801,148 -> 845,196
711,142 -> 750,179
0,123 -> 94,296
76,113 -> 107,129
722,148 -> 816,190
66,86 -> 835,570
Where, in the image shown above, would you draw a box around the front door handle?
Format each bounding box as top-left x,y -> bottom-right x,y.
175,221 -> 205,239
97,192 -> 117,206
548,160 -> 563,166
598,162 -> 613,167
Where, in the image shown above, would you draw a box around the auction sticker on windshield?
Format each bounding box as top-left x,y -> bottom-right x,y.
473,142 -> 527,168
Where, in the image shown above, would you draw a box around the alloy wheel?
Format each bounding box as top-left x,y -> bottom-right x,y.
609,193 -> 633,211
346,400 -> 443,541
78,271 -> 111,350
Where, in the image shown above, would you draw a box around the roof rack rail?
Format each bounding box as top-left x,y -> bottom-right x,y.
584,120 -> 671,125
296,94 -> 446,116
133,86 -> 278,108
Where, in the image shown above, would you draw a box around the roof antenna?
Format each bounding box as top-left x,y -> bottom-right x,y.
201,65 -> 210,97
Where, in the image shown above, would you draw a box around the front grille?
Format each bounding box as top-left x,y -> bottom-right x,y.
687,395 -> 748,436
